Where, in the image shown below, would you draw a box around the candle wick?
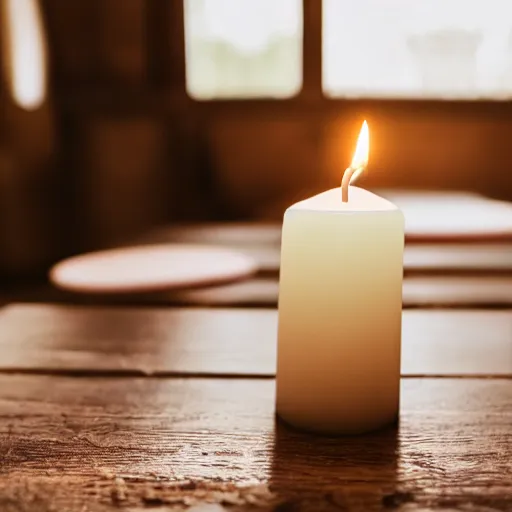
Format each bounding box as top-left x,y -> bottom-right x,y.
341,167 -> 358,203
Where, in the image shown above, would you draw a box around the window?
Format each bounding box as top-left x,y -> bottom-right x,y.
184,0 -> 302,99
323,0 -> 512,99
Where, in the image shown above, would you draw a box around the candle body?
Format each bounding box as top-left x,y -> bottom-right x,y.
276,186 -> 404,435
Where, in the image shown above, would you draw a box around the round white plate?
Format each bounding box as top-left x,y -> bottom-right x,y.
50,244 -> 258,294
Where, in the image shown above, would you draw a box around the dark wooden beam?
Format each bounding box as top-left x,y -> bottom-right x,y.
301,0 -> 323,101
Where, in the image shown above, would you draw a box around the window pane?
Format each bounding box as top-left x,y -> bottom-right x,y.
323,0 -> 512,99
184,0 -> 302,99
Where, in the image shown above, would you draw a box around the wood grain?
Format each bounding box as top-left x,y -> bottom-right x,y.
0,304 -> 510,377
0,375 -> 510,511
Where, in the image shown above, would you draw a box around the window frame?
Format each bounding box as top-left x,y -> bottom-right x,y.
166,0 -> 512,115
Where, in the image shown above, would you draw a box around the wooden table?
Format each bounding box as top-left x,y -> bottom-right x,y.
2,220 -> 512,511
0,303 -> 511,512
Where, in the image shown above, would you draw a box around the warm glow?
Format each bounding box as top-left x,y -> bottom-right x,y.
341,121 -> 370,201
2,0 -> 47,110
350,120 -> 369,183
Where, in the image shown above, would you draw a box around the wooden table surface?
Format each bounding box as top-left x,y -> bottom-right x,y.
1,222 -> 512,511
0,303 -> 511,512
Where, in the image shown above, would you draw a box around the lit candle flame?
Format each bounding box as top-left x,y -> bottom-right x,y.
341,121 -> 370,202
350,120 -> 369,183
2,0 -> 47,110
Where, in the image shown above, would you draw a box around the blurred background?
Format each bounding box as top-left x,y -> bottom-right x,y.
1,0 -> 512,299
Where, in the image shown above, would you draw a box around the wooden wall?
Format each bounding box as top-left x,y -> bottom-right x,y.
3,0 -> 512,262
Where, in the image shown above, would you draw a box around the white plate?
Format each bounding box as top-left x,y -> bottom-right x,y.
50,244 -> 258,294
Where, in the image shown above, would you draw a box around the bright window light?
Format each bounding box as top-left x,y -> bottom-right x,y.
184,0 -> 302,99
323,0 -> 512,99
2,0 -> 47,110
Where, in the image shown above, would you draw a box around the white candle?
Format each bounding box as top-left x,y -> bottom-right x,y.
276,122 -> 404,435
